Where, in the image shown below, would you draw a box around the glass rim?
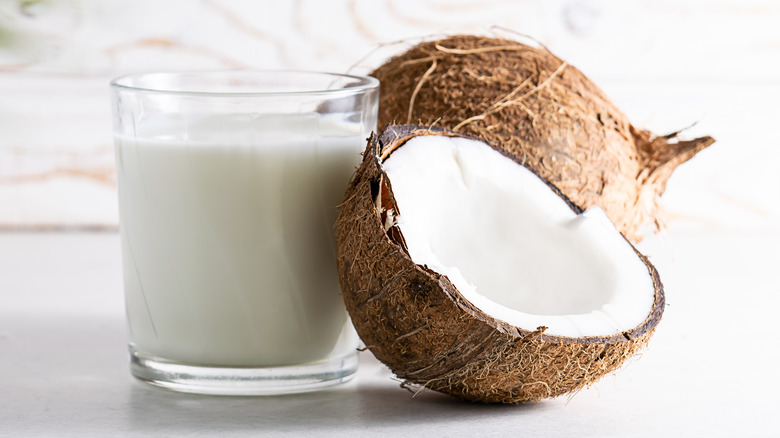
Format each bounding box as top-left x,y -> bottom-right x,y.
109,69 -> 379,98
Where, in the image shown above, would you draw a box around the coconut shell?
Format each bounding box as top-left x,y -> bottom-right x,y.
336,125 -> 665,403
370,35 -> 715,241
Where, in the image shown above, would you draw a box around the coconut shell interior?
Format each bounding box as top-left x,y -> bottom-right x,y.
336,125 -> 664,403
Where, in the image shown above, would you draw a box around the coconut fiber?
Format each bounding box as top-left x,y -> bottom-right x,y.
371,35 -> 714,241
336,126 -> 665,403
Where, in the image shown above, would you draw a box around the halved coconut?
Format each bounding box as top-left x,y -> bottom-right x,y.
370,35 -> 715,242
336,125 -> 664,403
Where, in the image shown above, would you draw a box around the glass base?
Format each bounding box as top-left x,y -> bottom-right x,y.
129,347 -> 358,396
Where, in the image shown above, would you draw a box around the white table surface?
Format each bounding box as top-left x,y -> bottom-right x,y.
1,228 -> 778,437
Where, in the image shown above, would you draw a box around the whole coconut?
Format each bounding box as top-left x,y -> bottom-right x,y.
371,35 -> 714,241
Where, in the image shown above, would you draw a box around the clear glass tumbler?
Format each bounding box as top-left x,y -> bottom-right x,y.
110,71 -> 379,395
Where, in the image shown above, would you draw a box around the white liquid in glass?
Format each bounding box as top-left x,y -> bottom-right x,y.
115,114 -> 363,367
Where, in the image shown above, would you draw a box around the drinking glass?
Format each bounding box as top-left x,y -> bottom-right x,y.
110,70 -> 379,395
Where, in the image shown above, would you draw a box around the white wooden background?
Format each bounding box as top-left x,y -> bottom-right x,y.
1,0 -> 779,231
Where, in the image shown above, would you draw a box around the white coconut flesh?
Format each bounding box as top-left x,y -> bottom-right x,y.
381,135 -> 655,338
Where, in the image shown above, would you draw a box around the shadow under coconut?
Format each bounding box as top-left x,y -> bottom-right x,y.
124,373 -> 549,434
349,380 -> 551,422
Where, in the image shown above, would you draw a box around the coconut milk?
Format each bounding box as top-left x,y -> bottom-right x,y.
115,114 -> 363,367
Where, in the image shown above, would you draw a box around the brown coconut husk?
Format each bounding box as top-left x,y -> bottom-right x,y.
370,35 -> 714,241
336,125 -> 665,403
